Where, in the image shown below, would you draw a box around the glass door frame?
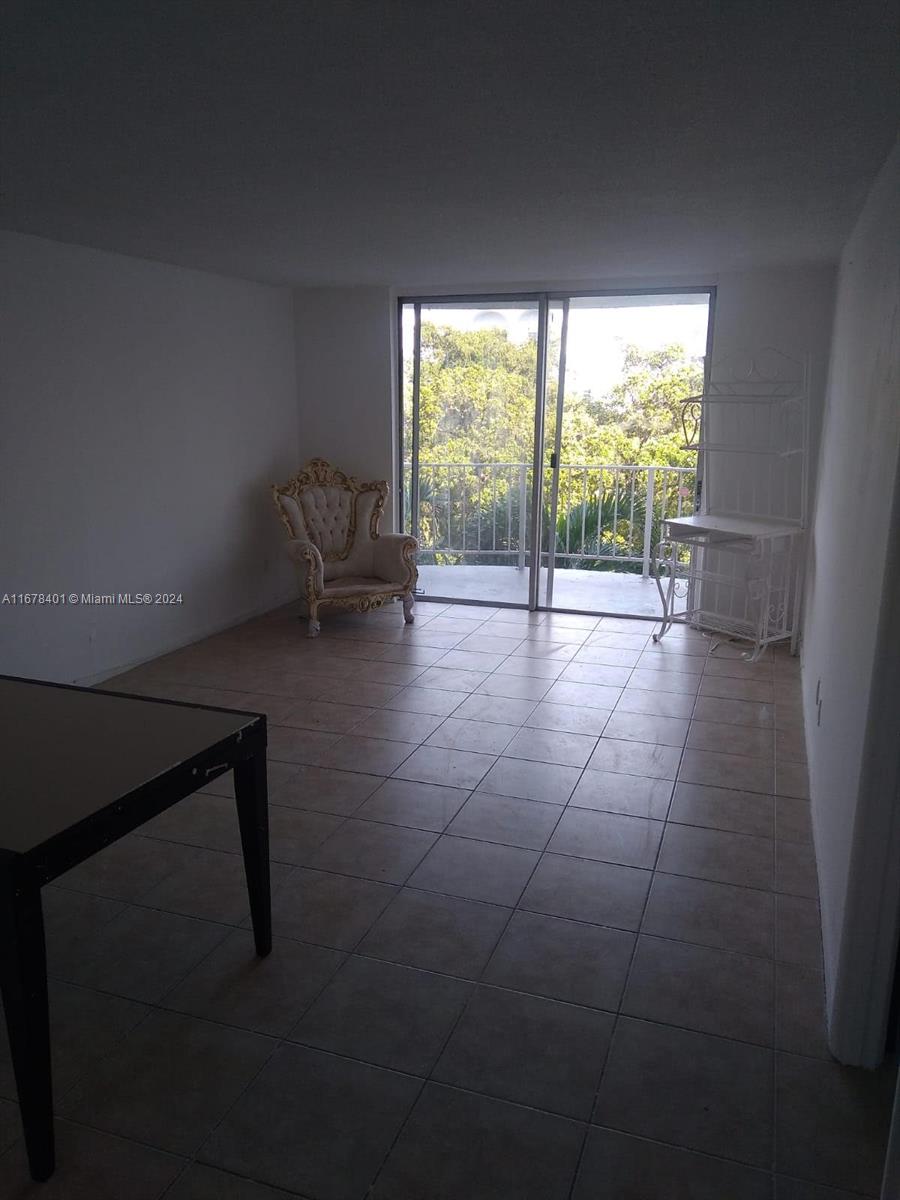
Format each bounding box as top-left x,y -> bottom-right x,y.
397,285 -> 716,615
542,297 -> 569,611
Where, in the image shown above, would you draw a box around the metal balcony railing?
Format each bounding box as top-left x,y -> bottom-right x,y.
404,462 -> 696,577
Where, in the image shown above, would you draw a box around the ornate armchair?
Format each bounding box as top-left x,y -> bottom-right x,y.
272,459 -> 417,637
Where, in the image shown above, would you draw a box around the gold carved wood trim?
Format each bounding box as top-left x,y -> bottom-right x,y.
272,458 -> 389,561
400,535 -> 418,593
312,590 -> 405,622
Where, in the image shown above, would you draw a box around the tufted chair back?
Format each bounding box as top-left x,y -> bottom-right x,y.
273,460 -> 388,580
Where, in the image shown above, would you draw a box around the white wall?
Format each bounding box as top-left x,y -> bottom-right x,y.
292,287 -> 397,523
0,232 -> 299,683
800,140 -> 900,1065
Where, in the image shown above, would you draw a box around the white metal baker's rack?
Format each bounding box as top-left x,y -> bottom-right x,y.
652,348 -> 809,660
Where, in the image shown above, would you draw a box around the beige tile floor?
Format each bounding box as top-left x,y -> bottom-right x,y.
0,599 -> 895,1199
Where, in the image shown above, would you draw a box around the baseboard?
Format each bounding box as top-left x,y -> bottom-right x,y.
76,589 -> 299,687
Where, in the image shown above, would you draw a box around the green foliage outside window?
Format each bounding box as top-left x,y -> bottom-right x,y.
404,323 -> 701,572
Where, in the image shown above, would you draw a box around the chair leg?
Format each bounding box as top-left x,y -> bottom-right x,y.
305,600 -> 321,638
402,593 -> 415,624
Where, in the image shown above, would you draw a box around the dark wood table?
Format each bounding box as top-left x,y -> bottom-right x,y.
0,674 -> 270,1181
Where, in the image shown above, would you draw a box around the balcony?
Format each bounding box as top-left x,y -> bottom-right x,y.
406,461 -> 695,615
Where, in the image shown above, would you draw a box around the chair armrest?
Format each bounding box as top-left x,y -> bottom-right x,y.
285,539 -> 324,597
373,534 -> 417,587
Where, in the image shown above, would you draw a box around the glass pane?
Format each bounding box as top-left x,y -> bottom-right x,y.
401,301 -> 540,606
537,301 -> 566,608
539,293 -> 710,615
400,302 -> 417,537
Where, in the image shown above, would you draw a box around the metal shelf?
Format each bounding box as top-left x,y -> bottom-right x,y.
680,391 -> 805,405
653,348 -> 809,660
663,514 -> 804,539
682,442 -> 804,457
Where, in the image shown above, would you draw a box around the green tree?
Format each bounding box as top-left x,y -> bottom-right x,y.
415,323 -> 539,463
404,323 -> 701,569
586,343 -> 702,467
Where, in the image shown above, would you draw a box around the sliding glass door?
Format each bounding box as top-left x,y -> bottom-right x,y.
400,299 -> 545,606
537,293 -> 711,615
401,290 -> 711,615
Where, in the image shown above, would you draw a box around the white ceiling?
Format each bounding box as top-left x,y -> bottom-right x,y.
2,1 -> 897,287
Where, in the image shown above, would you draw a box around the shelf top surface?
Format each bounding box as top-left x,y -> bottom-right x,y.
0,677 -> 260,856
663,513 -> 804,538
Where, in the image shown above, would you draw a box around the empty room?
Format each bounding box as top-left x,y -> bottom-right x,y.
1,2 -> 899,1198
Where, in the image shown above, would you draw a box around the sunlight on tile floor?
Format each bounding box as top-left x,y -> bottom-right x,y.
0,599 -> 894,1199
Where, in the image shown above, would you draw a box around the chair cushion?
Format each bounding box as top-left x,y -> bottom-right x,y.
321,577 -> 398,599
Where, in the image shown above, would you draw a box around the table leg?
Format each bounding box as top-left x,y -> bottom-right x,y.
234,751 -> 272,957
651,539 -> 677,643
0,865 -> 54,1181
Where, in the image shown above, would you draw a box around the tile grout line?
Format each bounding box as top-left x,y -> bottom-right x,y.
46,864 -> 820,979
343,609 -> 556,1196
565,630 -> 688,1199
364,698 -> 593,1199
359,610 -> 605,1195
526,616 -> 649,1200
771,700 -> 781,1185
168,901 -> 354,1193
